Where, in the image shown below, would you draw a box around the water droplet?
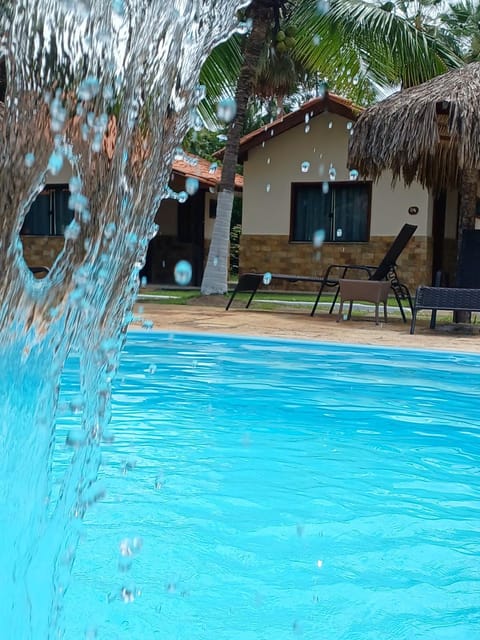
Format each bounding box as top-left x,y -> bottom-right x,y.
121,457 -> 137,474
322,182 -> 329,194
328,121 -> 333,129
191,111 -> 203,131
237,18 -> 252,34
48,151 -> 64,175
349,169 -> 359,181
66,429 -> 87,448
147,364 -> 157,375
174,260 -> 192,286
346,121 -> 353,130
140,276 -> 147,288
24,152 -> 35,168
112,0 -> 125,17
68,193 -> 89,213
185,177 -> 199,195
78,76 -> 100,101
263,272 -> 272,286
177,191 -> 188,204
301,161 -> 310,173
317,559 -> 324,568
312,34 -> 321,46
103,85 -> 114,101
213,256 -> 218,267
304,124 -> 310,133
70,395 -> 85,414
102,430 -> 115,443
69,176 -> 82,193
64,220 -> 81,241
217,98 -> 237,123
305,113 -> 310,124
120,586 -> 136,603
328,164 -> 336,180
266,157 -> 271,164
195,84 -> 206,101
317,0 -> 330,14
313,229 -> 325,249
266,183 -> 271,193
209,162 -> 218,174
104,222 -> 116,239
336,228 -> 343,238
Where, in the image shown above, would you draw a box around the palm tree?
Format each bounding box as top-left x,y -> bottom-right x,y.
439,0 -> 480,62
200,0 -> 460,296
200,0 -> 277,295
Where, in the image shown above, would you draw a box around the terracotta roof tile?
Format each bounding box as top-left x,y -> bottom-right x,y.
172,153 -> 243,191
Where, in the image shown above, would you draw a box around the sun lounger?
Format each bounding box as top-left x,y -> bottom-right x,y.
410,286 -> 480,333
226,224 -> 416,321
225,272 -> 337,312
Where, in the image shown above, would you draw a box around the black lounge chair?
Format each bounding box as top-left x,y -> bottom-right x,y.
311,223 -> 417,322
225,272 -> 338,312
410,286 -> 480,333
226,224 -> 416,321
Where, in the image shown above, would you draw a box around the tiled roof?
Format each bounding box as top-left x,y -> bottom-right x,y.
227,92 -> 363,163
172,153 -> 243,191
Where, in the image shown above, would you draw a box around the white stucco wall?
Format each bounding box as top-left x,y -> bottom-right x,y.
242,112 -> 431,238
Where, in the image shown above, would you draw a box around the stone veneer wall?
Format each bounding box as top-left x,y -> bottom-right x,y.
240,234 -> 432,294
21,236 -> 65,268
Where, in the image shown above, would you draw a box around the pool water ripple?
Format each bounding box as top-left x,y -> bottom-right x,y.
56,333 -> 480,639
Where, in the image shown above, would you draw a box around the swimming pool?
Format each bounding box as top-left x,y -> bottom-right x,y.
58,332 -> 480,639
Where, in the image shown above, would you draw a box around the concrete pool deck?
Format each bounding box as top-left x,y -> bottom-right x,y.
133,298 -> 480,354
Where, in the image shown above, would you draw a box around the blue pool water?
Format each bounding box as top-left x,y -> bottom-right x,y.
57,332 -> 480,639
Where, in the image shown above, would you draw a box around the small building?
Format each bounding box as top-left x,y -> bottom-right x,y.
237,93 -> 463,292
21,153 -> 243,286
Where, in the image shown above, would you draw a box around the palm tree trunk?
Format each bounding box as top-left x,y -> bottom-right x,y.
201,1 -> 272,295
454,167 -> 478,323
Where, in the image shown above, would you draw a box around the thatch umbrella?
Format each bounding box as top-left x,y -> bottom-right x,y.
348,62 -> 480,288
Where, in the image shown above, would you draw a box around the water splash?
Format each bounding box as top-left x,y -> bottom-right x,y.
0,1 -> 247,637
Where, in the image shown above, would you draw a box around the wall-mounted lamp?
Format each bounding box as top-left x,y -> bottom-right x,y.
408,206 -> 419,216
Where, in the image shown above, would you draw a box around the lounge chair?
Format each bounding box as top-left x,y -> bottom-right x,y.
225,224 -> 416,321
310,223 -> 417,322
410,286 -> 480,333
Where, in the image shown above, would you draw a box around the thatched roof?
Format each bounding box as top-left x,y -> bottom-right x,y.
348,63 -> 480,192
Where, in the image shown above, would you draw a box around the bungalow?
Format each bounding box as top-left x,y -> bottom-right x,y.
237,93 -> 463,293
20,153 -> 243,286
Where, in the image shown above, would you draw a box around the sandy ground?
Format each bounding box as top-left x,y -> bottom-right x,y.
132,299 -> 480,354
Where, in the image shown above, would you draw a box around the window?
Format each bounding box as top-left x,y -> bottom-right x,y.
291,182 -> 371,242
21,185 -> 74,236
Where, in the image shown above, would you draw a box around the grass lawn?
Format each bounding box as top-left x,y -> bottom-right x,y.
136,287 -> 408,316
136,287 -> 480,329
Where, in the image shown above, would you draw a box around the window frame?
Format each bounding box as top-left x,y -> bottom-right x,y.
289,181 -> 372,244
21,184 -> 74,237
